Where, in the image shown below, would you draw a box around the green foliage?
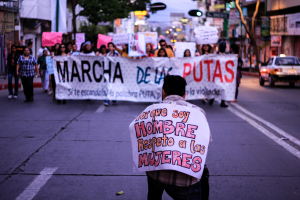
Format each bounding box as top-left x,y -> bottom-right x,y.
78,0 -> 151,25
80,22 -> 107,45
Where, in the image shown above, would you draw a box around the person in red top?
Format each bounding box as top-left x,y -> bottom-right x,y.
146,43 -> 154,57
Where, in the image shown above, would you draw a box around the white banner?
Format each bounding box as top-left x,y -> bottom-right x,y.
129,103 -> 210,178
112,33 -> 129,46
175,42 -> 196,58
53,55 -> 237,101
138,32 -> 158,49
129,33 -> 146,57
76,33 -> 85,51
194,26 -> 219,45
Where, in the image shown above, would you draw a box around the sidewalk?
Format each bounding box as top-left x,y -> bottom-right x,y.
242,71 -> 259,77
0,75 -> 42,91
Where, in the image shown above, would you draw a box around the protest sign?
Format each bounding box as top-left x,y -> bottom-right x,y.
138,32 -> 158,49
128,33 -> 146,57
76,33 -> 85,51
194,26 -> 219,45
129,103 -> 210,178
52,55 -> 237,101
42,32 -> 63,46
175,42 -> 196,58
97,34 -> 112,49
46,56 -> 54,74
112,33 -> 129,46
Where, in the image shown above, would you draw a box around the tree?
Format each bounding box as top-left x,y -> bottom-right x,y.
80,22 -> 108,46
235,0 -> 260,71
78,0 -> 150,25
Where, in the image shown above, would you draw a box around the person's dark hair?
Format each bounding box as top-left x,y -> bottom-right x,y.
52,43 -> 60,55
146,43 -> 154,56
167,45 -> 173,52
65,42 -> 73,53
163,75 -> 187,97
230,43 -> 239,54
201,44 -> 212,55
11,45 -> 16,50
43,49 -> 48,56
184,49 -> 191,57
157,48 -> 168,57
219,41 -> 226,53
27,41 -> 33,46
123,44 -> 128,53
57,44 -> 66,55
107,42 -> 114,48
99,45 -> 107,53
159,39 -> 166,44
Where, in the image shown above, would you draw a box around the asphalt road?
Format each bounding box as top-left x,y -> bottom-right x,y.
0,75 -> 299,200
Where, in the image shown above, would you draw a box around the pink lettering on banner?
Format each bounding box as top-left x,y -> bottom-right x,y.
97,34 -> 112,49
42,32 -> 63,46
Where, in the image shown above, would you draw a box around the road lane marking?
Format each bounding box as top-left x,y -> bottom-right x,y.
230,103 -> 300,147
96,104 -> 106,113
16,167 -> 58,200
227,105 -> 300,160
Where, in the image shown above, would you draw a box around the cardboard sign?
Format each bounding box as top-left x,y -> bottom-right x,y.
175,42 -> 196,58
97,34 -> 112,49
46,56 -> 54,74
76,33 -> 85,51
129,103 -> 210,178
138,32 -> 158,49
112,33 -> 129,46
128,33 -> 146,57
194,26 -> 219,45
42,32 -> 63,46
52,55 -> 237,101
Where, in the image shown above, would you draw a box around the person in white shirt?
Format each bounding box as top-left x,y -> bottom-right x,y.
80,41 -> 96,56
37,46 -> 50,58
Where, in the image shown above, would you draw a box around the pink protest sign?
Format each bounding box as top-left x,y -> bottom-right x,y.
76,33 -> 85,51
97,34 -> 112,49
42,32 -> 63,46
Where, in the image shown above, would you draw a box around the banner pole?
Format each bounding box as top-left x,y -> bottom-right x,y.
56,0 -> 59,32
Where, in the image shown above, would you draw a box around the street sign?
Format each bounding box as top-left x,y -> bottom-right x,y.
206,12 -> 229,19
149,2 -> 166,11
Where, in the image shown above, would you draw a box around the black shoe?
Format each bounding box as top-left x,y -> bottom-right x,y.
30,97 -> 34,102
220,102 -> 228,108
62,100 -> 66,104
24,99 -> 30,102
208,99 -> 214,105
57,100 -> 61,104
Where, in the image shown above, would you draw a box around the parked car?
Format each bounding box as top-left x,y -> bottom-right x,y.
259,56 -> 300,87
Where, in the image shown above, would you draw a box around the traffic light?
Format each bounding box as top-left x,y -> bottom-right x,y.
188,10 -> 203,17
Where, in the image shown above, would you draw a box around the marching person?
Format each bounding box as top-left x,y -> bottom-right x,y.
183,49 -> 191,57
116,44 -> 129,58
37,45 -> 50,59
146,43 -> 154,57
37,49 -> 49,93
154,40 -> 174,57
6,45 -> 20,99
144,75 -> 211,200
98,45 -> 107,56
208,41 -> 228,108
157,48 -> 168,57
230,43 -> 243,102
16,47 -> 39,102
80,41 -> 96,56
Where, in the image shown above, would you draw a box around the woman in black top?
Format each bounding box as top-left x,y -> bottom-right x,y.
6,45 -> 20,99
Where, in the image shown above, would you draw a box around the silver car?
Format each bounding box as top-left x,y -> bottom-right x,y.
259,56 -> 300,87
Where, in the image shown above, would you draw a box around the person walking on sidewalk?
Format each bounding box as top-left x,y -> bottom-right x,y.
37,49 -> 49,93
6,45 -> 20,99
16,47 -> 39,102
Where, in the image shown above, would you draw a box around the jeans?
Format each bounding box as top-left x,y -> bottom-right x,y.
40,70 -> 49,90
147,175 -> 201,200
8,69 -> 19,95
21,76 -> 34,100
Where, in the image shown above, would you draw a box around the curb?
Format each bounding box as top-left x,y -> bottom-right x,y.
242,71 -> 259,77
0,83 -> 42,91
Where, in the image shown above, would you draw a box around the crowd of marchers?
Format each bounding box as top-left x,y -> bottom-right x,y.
5,39 -> 242,107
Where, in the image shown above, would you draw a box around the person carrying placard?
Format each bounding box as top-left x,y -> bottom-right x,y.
129,75 -> 211,200
154,40 -> 174,58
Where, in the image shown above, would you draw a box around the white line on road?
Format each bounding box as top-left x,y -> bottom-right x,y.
230,103 -> 300,147
227,106 -> 300,160
16,167 -> 58,200
96,104 -> 106,113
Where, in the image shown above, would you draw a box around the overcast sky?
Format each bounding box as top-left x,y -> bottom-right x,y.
148,0 -> 197,22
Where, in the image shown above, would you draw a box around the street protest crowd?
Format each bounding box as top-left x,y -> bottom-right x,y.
5,38 -> 242,107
